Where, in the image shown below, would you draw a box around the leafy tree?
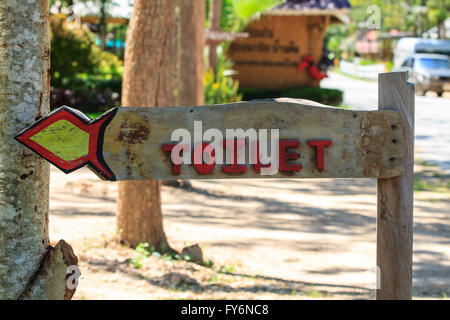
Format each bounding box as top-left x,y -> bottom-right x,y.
50,15 -> 97,87
50,14 -> 122,88
426,0 -> 449,39
349,0 -> 449,36
204,53 -> 242,104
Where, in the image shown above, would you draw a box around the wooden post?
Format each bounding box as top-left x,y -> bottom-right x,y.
377,72 -> 415,300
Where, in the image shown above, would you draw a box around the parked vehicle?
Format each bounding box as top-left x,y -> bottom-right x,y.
393,38 -> 450,70
397,53 -> 450,96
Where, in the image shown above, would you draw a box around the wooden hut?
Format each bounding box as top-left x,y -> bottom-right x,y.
227,0 -> 351,90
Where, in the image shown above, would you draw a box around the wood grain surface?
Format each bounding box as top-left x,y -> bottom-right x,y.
376,72 -> 414,300
101,99 -> 404,181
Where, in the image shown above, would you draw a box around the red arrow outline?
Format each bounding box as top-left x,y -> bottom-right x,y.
15,106 -> 118,181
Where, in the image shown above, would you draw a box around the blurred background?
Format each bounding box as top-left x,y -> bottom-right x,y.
48,0 -> 449,114
46,0 -> 449,299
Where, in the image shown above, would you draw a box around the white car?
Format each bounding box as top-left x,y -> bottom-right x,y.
398,54 -> 450,96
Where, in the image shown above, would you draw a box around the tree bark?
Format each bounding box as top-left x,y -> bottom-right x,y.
179,0 -> 205,106
117,0 -> 176,251
0,0 -> 77,299
208,0 -> 222,74
99,0 -> 107,51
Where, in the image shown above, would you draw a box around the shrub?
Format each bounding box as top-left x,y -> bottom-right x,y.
238,87 -> 343,106
50,15 -> 97,88
51,75 -> 122,113
204,51 -> 242,105
358,59 -> 382,66
50,15 -> 123,113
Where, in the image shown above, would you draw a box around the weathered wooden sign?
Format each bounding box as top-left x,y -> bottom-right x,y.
15,99 -> 404,181
13,73 -> 415,300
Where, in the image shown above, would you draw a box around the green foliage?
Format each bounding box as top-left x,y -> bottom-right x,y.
69,74 -> 122,95
414,177 -> 450,193
135,242 -> 153,257
50,15 -> 123,112
427,0 -> 450,38
238,87 -> 344,106
325,24 -> 348,58
130,242 -> 153,269
326,1 -> 450,59
349,0 -> 450,34
204,50 -> 242,105
221,0 -> 281,31
209,274 -> 219,283
414,159 -> 450,193
385,60 -> 393,72
50,73 -> 122,113
305,284 -> 323,298
130,242 -> 208,269
50,15 -> 123,88
358,59 -> 382,66
203,259 -> 215,268
51,15 -> 96,88
218,264 -> 236,274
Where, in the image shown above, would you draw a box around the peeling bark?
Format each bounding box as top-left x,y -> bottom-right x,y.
0,0 -> 77,299
20,240 -> 78,300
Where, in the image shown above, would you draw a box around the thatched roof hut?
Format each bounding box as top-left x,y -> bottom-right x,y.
228,0 -> 351,89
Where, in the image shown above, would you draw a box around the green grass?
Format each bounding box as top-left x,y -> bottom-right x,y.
416,159 -> 435,167
209,274 -> 220,283
358,59 -> 382,66
420,198 -> 448,203
414,178 -> 450,193
291,284 -> 327,298
218,264 -> 236,274
414,158 -> 450,194
129,242 -> 211,269
202,259 -> 214,268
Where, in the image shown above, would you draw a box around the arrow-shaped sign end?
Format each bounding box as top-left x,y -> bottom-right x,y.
15,106 -> 118,181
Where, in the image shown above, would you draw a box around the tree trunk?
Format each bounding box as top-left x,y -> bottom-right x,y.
99,0 -> 107,51
0,0 -> 77,299
117,0 -> 176,251
67,0 -> 74,16
208,0 -> 222,75
438,20 -> 445,39
179,0 -> 205,106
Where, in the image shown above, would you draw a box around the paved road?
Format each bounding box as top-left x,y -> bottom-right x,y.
322,72 -> 450,173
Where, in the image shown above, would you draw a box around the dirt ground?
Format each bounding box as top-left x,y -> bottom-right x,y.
49,159 -> 449,300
